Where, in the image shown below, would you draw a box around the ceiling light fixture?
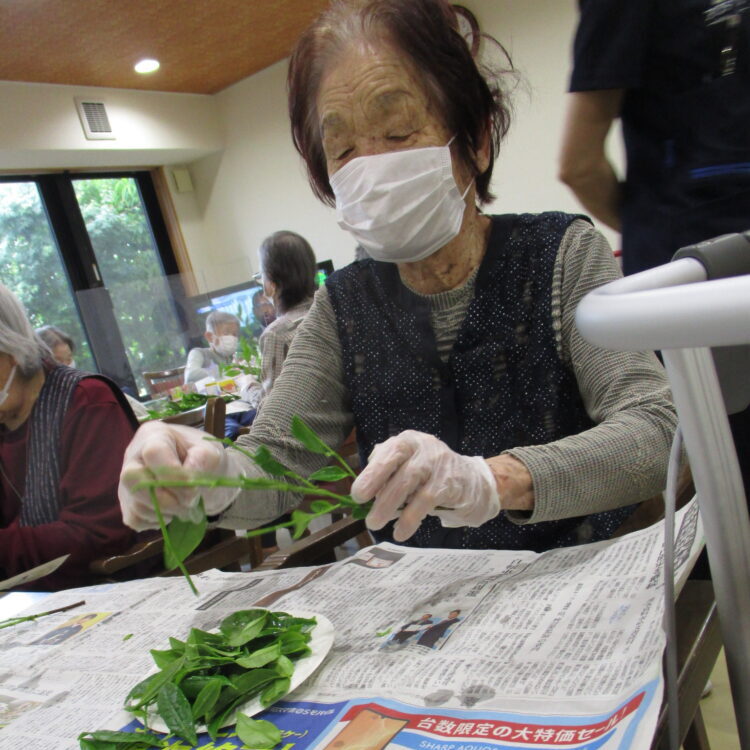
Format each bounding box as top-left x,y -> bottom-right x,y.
134,58 -> 160,74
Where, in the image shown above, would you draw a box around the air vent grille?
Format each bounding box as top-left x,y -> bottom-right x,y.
74,97 -> 116,140
81,102 -> 110,132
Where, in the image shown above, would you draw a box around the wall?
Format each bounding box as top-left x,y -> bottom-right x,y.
0,80 -> 223,170
183,0 -> 624,291
185,59 -> 351,291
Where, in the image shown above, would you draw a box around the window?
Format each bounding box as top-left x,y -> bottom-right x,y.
0,180 -> 95,371
0,172 -> 188,396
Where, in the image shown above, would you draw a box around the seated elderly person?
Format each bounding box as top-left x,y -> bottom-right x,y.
184,310 -> 241,384
35,325 -> 75,367
241,230 -> 318,412
0,284 -> 138,590
120,0 -> 676,552
36,325 -> 149,420
249,290 -> 277,339
185,311 -> 256,439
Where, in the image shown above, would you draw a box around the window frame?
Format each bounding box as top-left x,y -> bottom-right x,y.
0,170 -> 189,395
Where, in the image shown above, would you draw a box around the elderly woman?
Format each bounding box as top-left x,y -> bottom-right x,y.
35,325 -> 75,367
120,0 -> 676,552
0,285 -> 138,590
241,230 -> 318,411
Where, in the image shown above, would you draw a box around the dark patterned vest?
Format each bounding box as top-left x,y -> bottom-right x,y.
326,212 -> 635,551
20,364 -> 138,527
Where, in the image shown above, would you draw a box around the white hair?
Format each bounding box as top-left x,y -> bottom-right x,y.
205,310 -> 240,334
0,284 -> 49,376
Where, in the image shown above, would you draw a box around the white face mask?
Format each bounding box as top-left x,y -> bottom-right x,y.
213,335 -> 238,358
0,365 -> 17,407
68,360 -> 76,369
329,138 -> 472,263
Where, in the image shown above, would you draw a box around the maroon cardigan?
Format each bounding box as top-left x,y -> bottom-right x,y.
0,376 -> 137,590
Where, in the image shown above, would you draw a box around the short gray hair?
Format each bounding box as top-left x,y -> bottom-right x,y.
36,325 -> 75,353
205,310 -> 240,334
0,284 -> 49,376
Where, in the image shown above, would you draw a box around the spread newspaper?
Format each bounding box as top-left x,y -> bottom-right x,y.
0,499 -> 702,750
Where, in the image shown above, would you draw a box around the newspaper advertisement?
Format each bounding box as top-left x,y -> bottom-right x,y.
0,499 -> 702,750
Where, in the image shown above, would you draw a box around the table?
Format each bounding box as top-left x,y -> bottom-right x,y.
0,502 -> 706,749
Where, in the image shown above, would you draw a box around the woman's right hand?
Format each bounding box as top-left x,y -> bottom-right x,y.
118,421 -> 239,531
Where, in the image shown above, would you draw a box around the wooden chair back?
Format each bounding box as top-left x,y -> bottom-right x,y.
203,396 -> 226,439
142,366 -> 186,395
89,530 -> 259,580
256,515 -> 371,571
201,395 -> 265,568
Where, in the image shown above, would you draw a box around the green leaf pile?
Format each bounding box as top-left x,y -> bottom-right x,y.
145,393 -> 238,420
80,609 -> 310,748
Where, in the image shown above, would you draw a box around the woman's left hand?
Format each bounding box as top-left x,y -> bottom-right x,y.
351,430 -> 502,541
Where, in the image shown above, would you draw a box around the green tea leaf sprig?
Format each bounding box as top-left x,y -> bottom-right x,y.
224,416 -> 371,539
219,328 -> 262,379
149,489 -> 201,596
0,600 -> 86,631
134,417 -> 372,593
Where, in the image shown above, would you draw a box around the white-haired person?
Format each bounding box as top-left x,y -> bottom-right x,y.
0,284 -> 138,590
184,310 -> 242,384
185,310 -> 258,439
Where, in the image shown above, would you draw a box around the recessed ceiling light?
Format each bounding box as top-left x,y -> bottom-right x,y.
134,58 -> 160,74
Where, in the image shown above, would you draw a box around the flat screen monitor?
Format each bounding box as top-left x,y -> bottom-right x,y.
187,261 -> 335,346
193,281 -> 262,319
185,281 -> 264,347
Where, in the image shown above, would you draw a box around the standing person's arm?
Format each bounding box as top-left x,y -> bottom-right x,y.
559,90 -> 624,232
561,0 -> 651,231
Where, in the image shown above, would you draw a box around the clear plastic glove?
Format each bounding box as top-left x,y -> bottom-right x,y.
118,421 -> 244,531
350,430 -> 501,542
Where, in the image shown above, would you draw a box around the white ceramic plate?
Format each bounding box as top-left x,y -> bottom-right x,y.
146,610 -> 334,734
